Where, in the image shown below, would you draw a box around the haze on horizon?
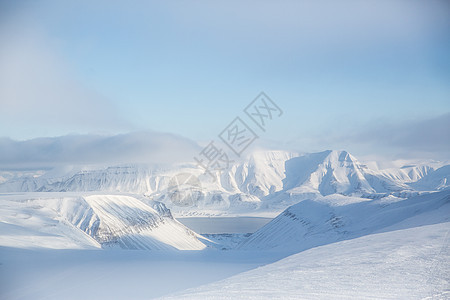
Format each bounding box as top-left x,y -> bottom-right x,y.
1,0 -> 449,164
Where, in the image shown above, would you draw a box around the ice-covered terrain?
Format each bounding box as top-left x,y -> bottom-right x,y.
1,149 -> 449,299
2,189 -> 447,299
239,190 -> 450,251
0,248 -> 286,300
162,218 -> 450,299
1,150 -> 448,216
0,193 -> 205,250
160,190 -> 450,299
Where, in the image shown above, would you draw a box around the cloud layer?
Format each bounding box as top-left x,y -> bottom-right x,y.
0,132 -> 201,169
0,9 -> 130,138
332,113 -> 450,160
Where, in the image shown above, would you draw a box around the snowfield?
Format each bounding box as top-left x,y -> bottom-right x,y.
158,190 -> 450,299
1,150 -> 449,299
0,248 -> 286,300
0,193 -> 205,250
1,190 -> 448,299
162,221 -> 450,300
238,191 -> 450,251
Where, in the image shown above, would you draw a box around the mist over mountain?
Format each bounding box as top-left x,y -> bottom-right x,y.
1,149 -> 448,216
0,132 -> 201,169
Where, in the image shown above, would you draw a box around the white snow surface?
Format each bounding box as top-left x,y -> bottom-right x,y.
161,207 -> 450,299
1,149 -> 449,299
162,224 -> 450,299
0,193 -> 205,250
239,190 -> 450,251
1,150 -> 448,216
0,188 -> 449,299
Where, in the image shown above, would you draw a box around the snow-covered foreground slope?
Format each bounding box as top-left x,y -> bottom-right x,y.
239,190 -> 450,251
0,193 -> 205,250
1,189 -> 449,299
162,218 -> 450,299
0,248 -> 285,300
0,195 -> 100,250
1,150 -> 449,298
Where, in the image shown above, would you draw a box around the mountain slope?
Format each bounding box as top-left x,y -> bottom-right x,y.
239,190 -> 450,251
0,150 -> 447,215
0,193 -> 206,250
283,150 -> 410,196
410,165 -> 450,191
162,218 -> 450,299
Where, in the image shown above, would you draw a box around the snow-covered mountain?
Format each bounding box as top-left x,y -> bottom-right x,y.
164,214 -> 450,300
282,150 -> 413,196
0,150 -> 448,215
410,165 -> 450,191
238,190 -> 450,251
0,193 -> 206,250
1,151 -> 449,298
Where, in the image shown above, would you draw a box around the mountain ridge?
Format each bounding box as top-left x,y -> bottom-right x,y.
0,150 -> 448,215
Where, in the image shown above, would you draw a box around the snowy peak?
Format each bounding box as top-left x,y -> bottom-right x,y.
0,149 -> 447,214
411,165 -> 450,191
283,150 -> 376,196
227,150 -> 297,197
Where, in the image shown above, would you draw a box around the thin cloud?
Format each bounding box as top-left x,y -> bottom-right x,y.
0,16 -> 130,138
339,113 -> 450,159
0,132 -> 201,169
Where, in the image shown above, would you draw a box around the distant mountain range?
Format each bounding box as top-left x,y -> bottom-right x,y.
1,150 -> 448,215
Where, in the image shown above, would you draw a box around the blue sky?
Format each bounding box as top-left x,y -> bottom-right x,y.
0,0 -> 449,161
